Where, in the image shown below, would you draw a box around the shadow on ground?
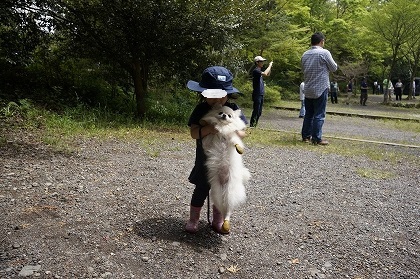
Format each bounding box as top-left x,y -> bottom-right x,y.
133,217 -> 223,251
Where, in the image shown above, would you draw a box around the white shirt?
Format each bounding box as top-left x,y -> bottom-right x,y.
299,82 -> 305,100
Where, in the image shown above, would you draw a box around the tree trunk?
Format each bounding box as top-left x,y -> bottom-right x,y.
409,64 -> 419,100
131,60 -> 149,118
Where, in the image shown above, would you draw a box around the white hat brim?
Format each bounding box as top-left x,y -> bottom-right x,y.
201,89 -> 227,98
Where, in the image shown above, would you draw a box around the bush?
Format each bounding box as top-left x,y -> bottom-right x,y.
0,101 -> 21,117
144,83 -> 198,124
234,75 -> 282,108
265,84 -> 282,104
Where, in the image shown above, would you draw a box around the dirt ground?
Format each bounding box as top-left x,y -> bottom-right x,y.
0,97 -> 419,278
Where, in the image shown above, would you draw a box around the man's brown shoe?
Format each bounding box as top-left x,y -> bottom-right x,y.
302,138 -> 310,143
314,140 -> 329,146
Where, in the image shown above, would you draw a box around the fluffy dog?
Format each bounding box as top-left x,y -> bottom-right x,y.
200,105 -> 250,233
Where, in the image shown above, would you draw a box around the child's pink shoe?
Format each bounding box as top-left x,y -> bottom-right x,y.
185,206 -> 201,233
212,205 -> 230,234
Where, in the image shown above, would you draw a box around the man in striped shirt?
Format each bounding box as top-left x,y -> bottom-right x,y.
301,32 -> 338,145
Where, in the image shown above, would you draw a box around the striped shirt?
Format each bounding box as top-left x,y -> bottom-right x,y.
301,46 -> 337,99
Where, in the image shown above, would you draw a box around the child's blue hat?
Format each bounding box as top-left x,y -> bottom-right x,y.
187,66 -> 240,94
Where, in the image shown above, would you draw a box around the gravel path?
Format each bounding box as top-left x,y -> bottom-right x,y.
0,103 -> 419,278
257,109 -> 420,146
258,94 -> 420,146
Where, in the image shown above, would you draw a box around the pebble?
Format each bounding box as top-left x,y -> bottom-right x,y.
1,114 -> 417,278
324,261 -> 332,268
308,267 -> 326,279
101,271 -> 112,278
18,265 -> 42,277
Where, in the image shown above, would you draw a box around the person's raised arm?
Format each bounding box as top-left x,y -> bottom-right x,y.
262,61 -> 273,77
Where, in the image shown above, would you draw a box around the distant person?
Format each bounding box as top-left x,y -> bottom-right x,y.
360,77 -> 368,106
250,56 -> 273,127
330,80 -> 339,103
383,78 -> 394,102
299,81 -> 305,118
301,32 -> 338,145
395,79 -> 403,101
373,81 -> 378,95
413,80 -> 416,99
346,78 -> 353,105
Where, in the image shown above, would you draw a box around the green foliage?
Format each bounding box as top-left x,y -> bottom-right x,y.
279,87 -> 299,101
43,0 -> 261,116
0,0 -> 51,98
265,84 -> 282,105
233,74 -> 282,109
1,98 -> 131,131
234,76 -> 254,108
1,0 -> 420,120
0,99 -> 35,119
144,85 -> 197,125
0,101 -> 20,117
367,0 -> 420,86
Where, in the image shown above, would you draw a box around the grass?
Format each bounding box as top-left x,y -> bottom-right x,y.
277,97 -> 420,120
1,99 -> 418,167
381,118 -> 420,133
356,168 -> 396,179
0,100 -> 190,154
244,127 -> 416,165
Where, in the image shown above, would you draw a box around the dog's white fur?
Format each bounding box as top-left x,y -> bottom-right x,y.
200,105 -> 250,224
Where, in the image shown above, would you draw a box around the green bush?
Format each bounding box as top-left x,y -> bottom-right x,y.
280,87 -> 300,101
265,84 -> 282,105
0,99 -> 36,119
0,101 -> 21,117
234,75 -> 282,108
144,84 -> 198,124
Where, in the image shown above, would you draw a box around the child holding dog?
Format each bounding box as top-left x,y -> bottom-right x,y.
185,66 -> 247,234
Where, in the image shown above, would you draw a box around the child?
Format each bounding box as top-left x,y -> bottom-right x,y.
346,78 -> 353,105
299,81 -> 305,118
185,66 -> 247,234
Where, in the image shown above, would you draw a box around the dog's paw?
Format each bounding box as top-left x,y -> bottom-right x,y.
221,220 -> 230,234
235,144 -> 244,154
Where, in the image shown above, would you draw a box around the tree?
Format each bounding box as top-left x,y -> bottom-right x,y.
398,1 -> 420,98
402,38 -> 420,98
240,0 -> 310,87
0,0 -> 49,99
40,0 -> 258,117
369,0 -> 420,101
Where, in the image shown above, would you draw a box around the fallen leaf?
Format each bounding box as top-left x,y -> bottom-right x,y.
309,220 -> 323,227
290,258 -> 300,264
227,265 -> 241,273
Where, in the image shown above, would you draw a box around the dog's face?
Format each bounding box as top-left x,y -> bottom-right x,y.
200,104 -> 245,131
210,105 -> 238,125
